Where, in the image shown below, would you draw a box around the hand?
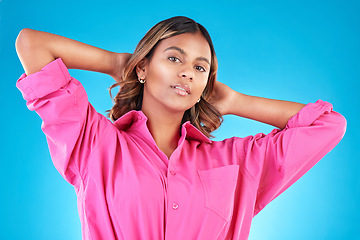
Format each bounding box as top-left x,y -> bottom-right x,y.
210,81 -> 306,128
209,80 -> 237,116
110,52 -> 132,82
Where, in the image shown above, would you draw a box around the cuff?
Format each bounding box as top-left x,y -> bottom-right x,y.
16,58 -> 71,101
286,99 -> 333,128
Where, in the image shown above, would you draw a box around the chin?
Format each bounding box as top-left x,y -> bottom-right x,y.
165,103 -> 193,114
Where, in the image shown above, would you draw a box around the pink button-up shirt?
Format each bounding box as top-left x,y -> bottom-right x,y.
17,58 -> 346,240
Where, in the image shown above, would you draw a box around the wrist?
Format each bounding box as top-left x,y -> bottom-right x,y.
222,90 -> 240,116
109,52 -> 132,82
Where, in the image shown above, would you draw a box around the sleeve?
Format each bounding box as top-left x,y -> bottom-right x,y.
16,58 -> 110,188
239,100 -> 347,216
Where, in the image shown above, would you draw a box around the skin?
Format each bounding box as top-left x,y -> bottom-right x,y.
136,32 -> 212,157
16,28 -> 305,159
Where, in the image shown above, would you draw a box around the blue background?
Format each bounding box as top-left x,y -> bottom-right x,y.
1,0 -> 359,239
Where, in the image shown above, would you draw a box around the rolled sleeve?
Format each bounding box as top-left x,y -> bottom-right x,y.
286,99 -> 334,128
16,58 -> 71,102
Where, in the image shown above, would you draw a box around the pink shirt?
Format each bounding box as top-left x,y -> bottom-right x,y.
17,58 -> 346,240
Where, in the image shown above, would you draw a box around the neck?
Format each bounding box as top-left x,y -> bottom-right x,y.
141,107 -> 184,159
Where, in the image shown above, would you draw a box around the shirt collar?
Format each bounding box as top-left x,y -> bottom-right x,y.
113,110 -> 211,144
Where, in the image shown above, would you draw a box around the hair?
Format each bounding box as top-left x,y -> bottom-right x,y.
108,16 -> 223,138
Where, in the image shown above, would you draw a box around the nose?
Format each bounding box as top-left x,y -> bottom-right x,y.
179,66 -> 195,81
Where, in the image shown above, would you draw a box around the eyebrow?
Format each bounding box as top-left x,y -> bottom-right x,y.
164,46 -> 210,65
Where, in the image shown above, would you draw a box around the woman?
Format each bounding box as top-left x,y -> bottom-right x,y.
16,16 -> 346,239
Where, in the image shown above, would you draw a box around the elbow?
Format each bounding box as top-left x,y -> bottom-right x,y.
16,28 -> 39,75
336,112 -> 347,139
328,111 -> 347,142
15,28 -> 54,75
16,28 -> 38,66
16,28 -> 35,55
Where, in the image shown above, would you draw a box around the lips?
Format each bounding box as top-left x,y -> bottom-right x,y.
171,84 -> 191,95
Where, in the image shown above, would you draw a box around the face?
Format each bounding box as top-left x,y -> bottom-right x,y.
138,32 -> 212,116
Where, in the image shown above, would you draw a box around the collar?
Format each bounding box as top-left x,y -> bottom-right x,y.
113,110 -> 212,144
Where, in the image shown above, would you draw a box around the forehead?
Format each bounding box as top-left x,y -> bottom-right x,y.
155,32 -> 212,60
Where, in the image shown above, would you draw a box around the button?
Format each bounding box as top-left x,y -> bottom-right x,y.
170,170 -> 176,176
172,202 -> 179,210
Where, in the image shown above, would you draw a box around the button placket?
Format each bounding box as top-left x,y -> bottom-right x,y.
168,167 -> 180,210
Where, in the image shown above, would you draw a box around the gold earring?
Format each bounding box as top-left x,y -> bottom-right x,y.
138,77 -> 146,84
138,72 -> 146,83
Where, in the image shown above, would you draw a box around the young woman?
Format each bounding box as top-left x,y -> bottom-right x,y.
16,16 -> 346,239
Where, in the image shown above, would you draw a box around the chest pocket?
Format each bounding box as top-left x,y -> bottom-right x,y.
198,165 -> 240,222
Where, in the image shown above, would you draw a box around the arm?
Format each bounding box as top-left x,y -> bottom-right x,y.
211,81 -> 305,129
15,29 -> 129,186
212,81 -> 346,216
15,28 -> 129,79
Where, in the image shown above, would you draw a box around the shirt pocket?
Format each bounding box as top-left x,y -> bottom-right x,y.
198,165 -> 240,222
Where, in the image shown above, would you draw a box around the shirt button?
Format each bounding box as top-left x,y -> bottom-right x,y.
172,202 -> 179,210
170,170 -> 176,176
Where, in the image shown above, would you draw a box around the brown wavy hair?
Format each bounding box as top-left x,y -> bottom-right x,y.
108,16 -> 223,138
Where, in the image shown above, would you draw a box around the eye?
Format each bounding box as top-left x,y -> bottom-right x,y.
168,57 -> 181,63
195,66 -> 206,72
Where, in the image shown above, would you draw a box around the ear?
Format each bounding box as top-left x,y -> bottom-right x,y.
136,58 -> 148,77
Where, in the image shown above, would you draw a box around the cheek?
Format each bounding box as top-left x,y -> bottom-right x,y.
198,77 -> 209,92
148,60 -> 172,81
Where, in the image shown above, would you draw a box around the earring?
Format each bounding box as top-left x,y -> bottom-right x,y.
197,98 -> 201,103
137,72 -> 146,83
138,77 -> 146,84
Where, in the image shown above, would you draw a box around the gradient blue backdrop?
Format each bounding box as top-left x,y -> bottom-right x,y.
1,0 -> 358,239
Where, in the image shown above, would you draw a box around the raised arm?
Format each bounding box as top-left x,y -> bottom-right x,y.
15,29 -> 132,187
211,80 -> 346,217
211,80 -> 305,129
15,28 -> 129,79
